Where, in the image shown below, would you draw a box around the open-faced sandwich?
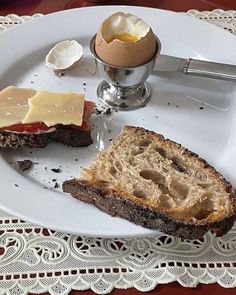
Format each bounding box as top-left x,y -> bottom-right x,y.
63,126 -> 236,240
0,86 -> 95,149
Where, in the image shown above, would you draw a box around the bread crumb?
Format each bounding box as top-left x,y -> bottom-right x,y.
95,107 -> 112,115
17,160 -> 33,172
95,108 -> 102,115
54,70 -> 65,77
51,168 -> 61,173
104,108 -> 112,115
54,182 -> 59,188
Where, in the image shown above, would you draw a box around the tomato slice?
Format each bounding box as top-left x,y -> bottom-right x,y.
0,100 -> 95,133
0,122 -> 50,133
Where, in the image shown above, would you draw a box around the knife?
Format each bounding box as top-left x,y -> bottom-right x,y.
154,54 -> 236,81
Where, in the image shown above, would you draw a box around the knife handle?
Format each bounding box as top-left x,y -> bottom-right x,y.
183,58 -> 236,81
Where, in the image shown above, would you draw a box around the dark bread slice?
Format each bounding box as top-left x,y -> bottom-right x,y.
0,125 -> 92,149
63,126 -> 236,239
63,179 -> 235,239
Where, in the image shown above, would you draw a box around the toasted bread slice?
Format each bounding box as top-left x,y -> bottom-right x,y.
0,126 -> 92,149
63,126 -> 236,239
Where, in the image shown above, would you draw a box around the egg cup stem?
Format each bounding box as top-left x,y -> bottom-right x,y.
90,34 -> 161,111
97,80 -> 151,111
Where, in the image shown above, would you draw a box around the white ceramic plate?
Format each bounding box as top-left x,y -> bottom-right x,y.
1,6 -> 236,237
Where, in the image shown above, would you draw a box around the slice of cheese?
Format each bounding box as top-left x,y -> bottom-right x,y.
0,86 -> 36,128
23,91 -> 85,127
0,87 -> 85,129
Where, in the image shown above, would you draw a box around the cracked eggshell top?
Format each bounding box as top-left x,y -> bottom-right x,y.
95,12 -> 157,67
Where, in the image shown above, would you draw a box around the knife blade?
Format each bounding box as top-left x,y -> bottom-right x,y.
154,54 -> 187,72
154,54 -> 236,81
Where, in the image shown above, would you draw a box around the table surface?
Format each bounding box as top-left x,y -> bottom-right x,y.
1,0 -> 236,295
0,0 -> 236,15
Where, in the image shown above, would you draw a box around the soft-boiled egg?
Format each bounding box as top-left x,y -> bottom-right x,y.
95,12 -> 157,67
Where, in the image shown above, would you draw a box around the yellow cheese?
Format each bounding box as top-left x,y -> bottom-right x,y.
23,91 -> 85,127
0,86 -> 36,128
0,87 -> 85,129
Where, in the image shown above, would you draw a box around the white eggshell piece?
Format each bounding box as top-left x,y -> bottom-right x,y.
45,40 -> 83,70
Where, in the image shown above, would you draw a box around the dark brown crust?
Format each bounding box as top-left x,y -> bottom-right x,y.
63,179 -> 236,239
0,126 -> 92,149
51,126 -> 93,147
62,125 -> 236,239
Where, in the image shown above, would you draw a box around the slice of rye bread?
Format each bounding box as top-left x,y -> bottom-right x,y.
63,126 -> 236,239
0,125 -> 92,149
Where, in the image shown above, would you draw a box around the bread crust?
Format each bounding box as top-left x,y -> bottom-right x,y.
0,126 -> 92,149
63,126 -> 236,239
63,179 -> 236,239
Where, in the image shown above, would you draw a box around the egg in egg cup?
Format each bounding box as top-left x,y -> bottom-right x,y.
90,12 -> 161,111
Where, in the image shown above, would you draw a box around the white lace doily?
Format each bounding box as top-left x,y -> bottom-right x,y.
1,9 -> 236,295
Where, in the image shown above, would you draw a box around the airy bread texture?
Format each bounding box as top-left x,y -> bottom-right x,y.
63,126 -> 236,239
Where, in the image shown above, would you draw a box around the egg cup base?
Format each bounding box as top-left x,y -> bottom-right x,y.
97,80 -> 151,111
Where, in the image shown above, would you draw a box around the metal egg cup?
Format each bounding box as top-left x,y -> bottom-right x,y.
90,35 -> 161,111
